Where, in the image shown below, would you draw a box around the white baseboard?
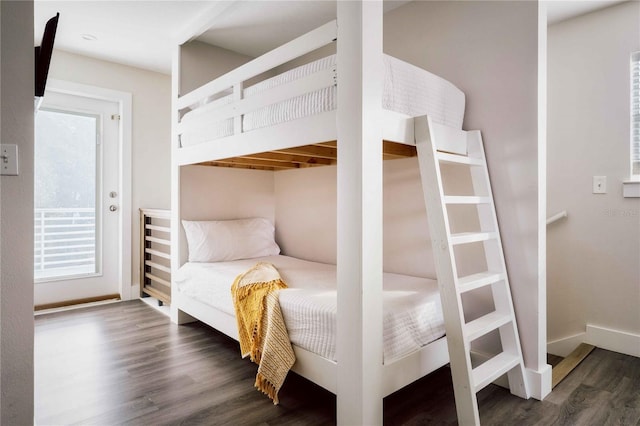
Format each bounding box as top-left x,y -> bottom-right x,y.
130,284 -> 140,301
547,326 -> 640,359
547,332 -> 586,357
585,324 -> 640,358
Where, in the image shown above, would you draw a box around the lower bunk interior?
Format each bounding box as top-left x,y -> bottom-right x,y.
176,150 -> 504,398
179,151 -> 487,279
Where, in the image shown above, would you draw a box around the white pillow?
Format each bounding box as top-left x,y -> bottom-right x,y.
182,218 -> 280,262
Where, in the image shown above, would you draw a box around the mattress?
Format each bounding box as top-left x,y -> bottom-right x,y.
179,54 -> 465,147
174,255 -> 445,363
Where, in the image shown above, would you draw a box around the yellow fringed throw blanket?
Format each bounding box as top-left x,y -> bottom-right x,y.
231,262 -> 295,404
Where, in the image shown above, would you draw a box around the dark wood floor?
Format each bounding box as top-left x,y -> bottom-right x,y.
35,300 -> 640,425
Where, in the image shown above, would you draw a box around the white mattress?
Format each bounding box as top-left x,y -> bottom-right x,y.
180,54 -> 465,147
174,255 -> 445,363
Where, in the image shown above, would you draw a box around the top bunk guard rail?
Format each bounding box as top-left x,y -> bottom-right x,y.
177,20 -> 338,111
177,68 -> 336,138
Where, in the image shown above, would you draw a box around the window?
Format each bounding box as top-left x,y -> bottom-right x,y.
632,51 -> 640,177
34,108 -> 99,281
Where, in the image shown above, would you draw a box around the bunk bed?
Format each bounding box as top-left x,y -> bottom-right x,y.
171,4 -> 470,424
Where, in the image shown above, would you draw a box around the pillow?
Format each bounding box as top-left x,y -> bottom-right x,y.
182,218 -> 280,262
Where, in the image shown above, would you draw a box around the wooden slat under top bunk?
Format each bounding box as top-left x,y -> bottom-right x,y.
196,140 -> 417,171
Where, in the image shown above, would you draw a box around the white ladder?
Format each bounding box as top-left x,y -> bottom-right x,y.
415,116 -> 529,425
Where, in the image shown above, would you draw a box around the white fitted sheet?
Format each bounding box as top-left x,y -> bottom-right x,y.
179,54 -> 465,147
174,255 -> 445,363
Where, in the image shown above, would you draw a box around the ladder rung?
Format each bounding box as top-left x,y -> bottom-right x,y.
450,232 -> 496,245
458,271 -> 505,293
465,311 -> 512,342
436,151 -> 483,166
444,196 -> 491,205
472,352 -> 521,392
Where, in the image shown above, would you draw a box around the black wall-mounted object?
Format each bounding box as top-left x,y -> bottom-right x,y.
35,13 -> 59,97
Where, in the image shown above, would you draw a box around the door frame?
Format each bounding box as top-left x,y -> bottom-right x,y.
44,79 -> 133,300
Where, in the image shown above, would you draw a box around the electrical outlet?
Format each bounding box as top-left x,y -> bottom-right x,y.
593,176 -> 606,194
0,144 -> 18,176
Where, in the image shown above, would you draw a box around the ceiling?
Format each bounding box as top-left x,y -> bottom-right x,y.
545,0 -> 627,24
34,0 -> 628,76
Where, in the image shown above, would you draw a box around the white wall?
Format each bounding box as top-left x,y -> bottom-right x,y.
277,160 -> 440,275
179,41 -> 252,95
179,165 -> 275,263
275,157 -> 483,279
547,1 -> 640,357
44,50 -> 171,301
180,166 -> 275,222
0,1 -> 35,422
274,165 -> 338,265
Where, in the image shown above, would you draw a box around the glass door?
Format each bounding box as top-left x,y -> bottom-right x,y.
34,90 -> 121,304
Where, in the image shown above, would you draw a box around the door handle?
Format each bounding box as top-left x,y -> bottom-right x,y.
109,205 -> 118,212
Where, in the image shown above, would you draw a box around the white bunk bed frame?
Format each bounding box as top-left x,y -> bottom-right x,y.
171,3 -> 457,424
174,22 -> 419,167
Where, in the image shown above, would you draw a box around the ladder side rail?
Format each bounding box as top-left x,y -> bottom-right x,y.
467,131 -> 529,399
466,132 -> 503,272
415,116 -> 480,426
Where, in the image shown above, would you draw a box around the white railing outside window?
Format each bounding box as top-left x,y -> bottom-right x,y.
34,208 -> 97,281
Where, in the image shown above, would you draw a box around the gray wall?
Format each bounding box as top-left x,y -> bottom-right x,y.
386,0 -> 543,369
547,1 -> 640,354
179,41 -> 252,95
0,0 -> 35,422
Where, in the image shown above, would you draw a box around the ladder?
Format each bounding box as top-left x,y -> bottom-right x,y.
414,116 -> 529,425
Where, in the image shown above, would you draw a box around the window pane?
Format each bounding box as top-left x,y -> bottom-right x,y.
34,109 -> 98,280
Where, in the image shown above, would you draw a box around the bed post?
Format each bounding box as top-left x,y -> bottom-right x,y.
170,44 -> 186,324
336,1 -> 384,425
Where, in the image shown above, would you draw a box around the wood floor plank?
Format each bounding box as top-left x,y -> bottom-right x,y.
544,347 -> 597,407
34,300 -> 640,425
552,343 -> 595,388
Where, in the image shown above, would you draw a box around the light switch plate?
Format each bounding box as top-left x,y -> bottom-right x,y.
0,144 -> 18,176
593,176 -> 606,194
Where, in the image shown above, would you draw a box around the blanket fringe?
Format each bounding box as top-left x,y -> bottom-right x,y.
255,372 -> 280,405
231,262 -> 294,405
